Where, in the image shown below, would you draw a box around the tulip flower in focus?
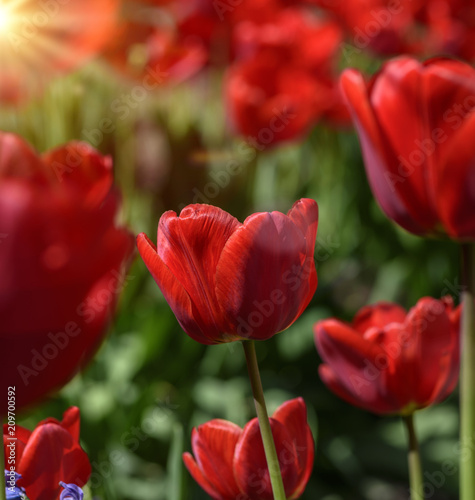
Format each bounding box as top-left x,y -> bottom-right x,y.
315,297 -> 460,415
137,198 -> 318,344
0,0 -> 119,104
183,398 -> 314,500
341,56 -> 475,239
0,133 -> 135,412
3,407 -> 91,500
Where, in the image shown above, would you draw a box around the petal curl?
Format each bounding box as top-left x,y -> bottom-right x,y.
315,319 -> 389,410
137,233 -> 214,344
353,302 -> 407,334
272,398 -> 314,498
191,420 -> 243,499
183,453 -> 223,500
156,205 -> 240,340
287,199 -> 318,319
341,67 -> 425,234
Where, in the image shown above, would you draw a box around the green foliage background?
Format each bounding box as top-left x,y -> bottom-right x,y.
8,59 -> 460,500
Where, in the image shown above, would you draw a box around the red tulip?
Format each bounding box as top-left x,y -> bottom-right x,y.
176,0 -> 288,66
137,199 -> 318,344
0,133 -> 134,412
101,1 -> 207,85
308,0 -> 419,56
311,0 -> 475,60
315,297 -> 460,415
225,54 -> 324,146
183,398 -> 314,500
3,407 -> 91,500
341,56 -> 475,239
226,10 -> 344,146
0,0 -> 119,104
431,0 -> 475,62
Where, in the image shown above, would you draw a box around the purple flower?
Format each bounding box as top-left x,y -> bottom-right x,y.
4,470 -> 25,500
59,482 -> 84,500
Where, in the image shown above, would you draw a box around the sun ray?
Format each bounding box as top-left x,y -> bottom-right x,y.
0,0 -> 120,103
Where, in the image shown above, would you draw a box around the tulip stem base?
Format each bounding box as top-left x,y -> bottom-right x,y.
243,341 -> 286,500
403,414 -> 424,500
460,243 -> 475,500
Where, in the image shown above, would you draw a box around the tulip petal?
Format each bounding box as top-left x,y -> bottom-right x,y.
315,319 -> 391,411
183,453 -> 223,500
155,205 -> 241,340
42,142 -> 114,208
16,424 -> 90,500
191,420 -> 243,499
319,364 -> 384,412
367,322 -> 415,411
234,417 -> 299,500
286,199 -> 318,253
369,58 -> 442,230
272,398 -> 314,499
403,298 -> 457,406
287,199 -> 319,318
352,302 -> 406,334
59,407 -> 81,443
432,299 -> 461,403
341,68 -> 425,235
137,233 -> 215,344
436,110 -> 475,238
271,398 -> 308,461
216,211 -> 310,340
3,425 -> 31,465
0,133 -> 45,181
415,59 -> 475,238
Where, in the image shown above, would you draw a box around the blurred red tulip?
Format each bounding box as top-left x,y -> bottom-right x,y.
0,133 -> 134,412
225,55 -> 324,146
308,0 -> 419,56
315,297 -> 460,415
3,407 -> 91,500
226,10 -> 345,146
176,0 -> 288,66
425,0 -> 475,62
101,1 -> 207,84
310,0 -> 475,59
183,398 -> 314,500
341,56 -> 475,239
0,0 -> 119,104
137,199 -> 318,344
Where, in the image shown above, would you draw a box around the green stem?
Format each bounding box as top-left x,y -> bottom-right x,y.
242,341 -> 286,500
403,414 -> 424,500
460,243 -> 475,500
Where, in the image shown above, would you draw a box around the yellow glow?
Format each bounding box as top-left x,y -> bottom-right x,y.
0,5 -> 11,32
